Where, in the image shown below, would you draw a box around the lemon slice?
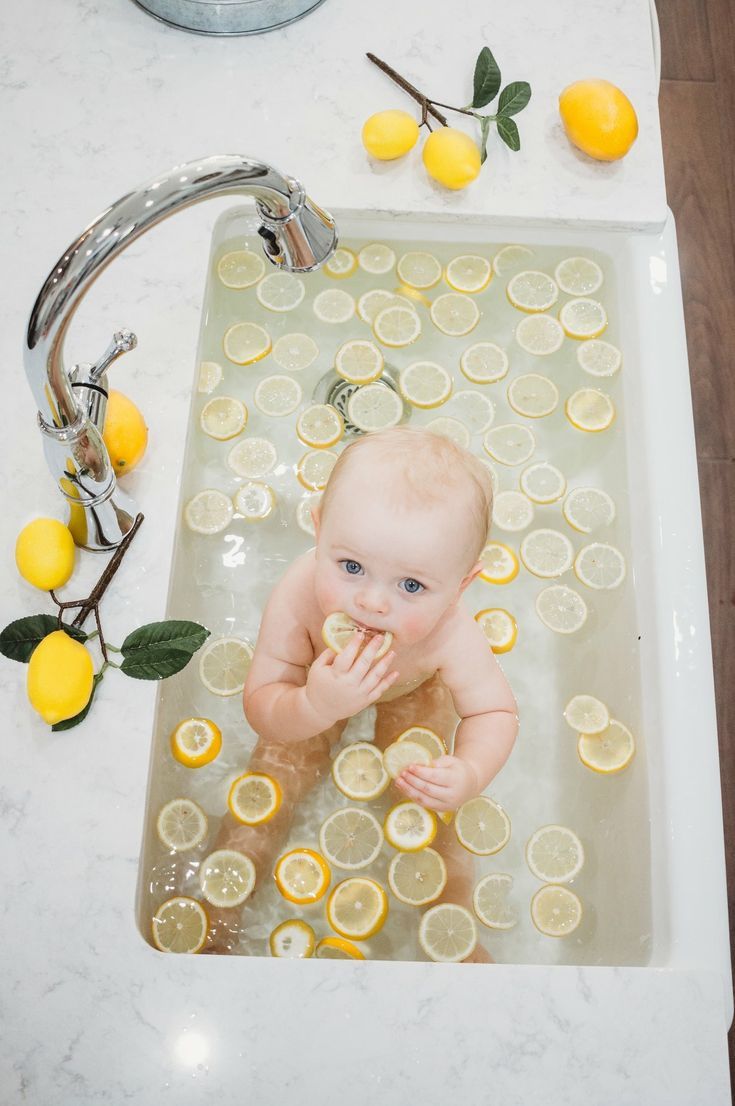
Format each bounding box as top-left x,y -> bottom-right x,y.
559,297 -> 607,339
256,271 -> 306,312
325,247 -> 358,279
576,339 -> 622,378
197,360 -> 223,394
493,490 -> 534,532
520,462 -> 566,504
384,801 -> 437,851
184,490 -> 234,535
563,694 -> 610,734
562,486 -> 616,532
335,339 -> 384,384
170,717 -> 222,768
313,288 -> 355,324
315,936 -> 366,959
455,795 -> 511,855
531,884 -> 583,936
373,304 -> 422,347
327,877 -> 388,940
198,636 -> 253,696
199,396 -> 247,440
459,341 -> 509,384
554,256 -> 603,296
520,528 -> 574,578
515,313 -> 564,356
332,741 -> 389,801
296,403 -> 344,448
382,740 -> 432,780
347,382 -> 404,431
357,288 -> 399,324
319,807 -> 384,870
223,321 -> 272,365
396,725 -> 447,760
321,611 -> 394,658
388,847 -> 447,906
474,608 -> 517,653
275,848 -> 331,904
152,896 -> 208,954
296,494 -> 320,536
483,423 -> 536,466
200,849 -> 256,908
419,903 -> 477,962
526,825 -> 584,883
397,251 -> 442,289
430,292 -> 480,337
425,415 -> 470,448
492,244 -> 534,276
156,798 -> 208,851
253,374 -> 303,417
269,919 -> 316,958
479,541 -> 520,584
473,873 -> 518,929
574,542 -> 626,589
398,361 -> 453,409
530,882 -> 585,937
479,456 -> 499,493
446,389 -> 495,433
228,771 -> 282,825
507,374 -> 559,418
445,254 -> 492,294
233,481 -> 276,521
296,449 -> 337,491
506,270 -> 559,312
578,719 -> 635,773
272,332 -> 319,371
565,388 -> 615,432
217,249 -> 265,289
227,436 -> 278,479
358,242 -> 396,275
535,584 -> 588,634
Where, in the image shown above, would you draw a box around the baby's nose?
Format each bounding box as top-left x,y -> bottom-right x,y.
357,584 -> 389,615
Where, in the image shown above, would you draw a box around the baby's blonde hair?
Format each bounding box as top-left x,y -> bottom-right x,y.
318,427 -> 493,572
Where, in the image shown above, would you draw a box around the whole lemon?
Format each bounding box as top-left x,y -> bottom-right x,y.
27,630 -> 95,725
422,127 -> 481,190
103,389 -> 148,475
559,79 -> 638,161
15,518 -> 76,590
362,110 -> 419,160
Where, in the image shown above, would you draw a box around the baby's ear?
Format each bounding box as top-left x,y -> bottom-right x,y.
459,561 -> 483,592
310,504 -> 321,538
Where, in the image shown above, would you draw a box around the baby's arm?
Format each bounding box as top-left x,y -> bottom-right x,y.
397,616 -> 518,809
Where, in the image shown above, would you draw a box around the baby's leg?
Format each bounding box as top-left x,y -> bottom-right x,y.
374,675 -> 493,964
205,719 -> 347,952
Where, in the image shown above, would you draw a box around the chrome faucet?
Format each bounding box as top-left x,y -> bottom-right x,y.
24,155 -> 338,551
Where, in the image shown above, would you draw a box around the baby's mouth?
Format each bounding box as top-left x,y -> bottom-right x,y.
354,618 -> 386,635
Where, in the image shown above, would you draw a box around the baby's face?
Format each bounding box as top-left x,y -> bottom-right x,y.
313,471 -> 481,647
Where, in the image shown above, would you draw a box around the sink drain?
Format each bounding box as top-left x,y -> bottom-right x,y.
312,368 -> 408,438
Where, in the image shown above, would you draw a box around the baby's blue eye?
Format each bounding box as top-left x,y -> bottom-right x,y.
401,578 -> 424,594
342,560 -> 362,575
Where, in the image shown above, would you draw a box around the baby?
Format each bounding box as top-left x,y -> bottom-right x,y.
209,426 -> 519,959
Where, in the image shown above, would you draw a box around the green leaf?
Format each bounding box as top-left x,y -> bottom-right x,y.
497,115 -> 521,151
497,81 -> 532,118
121,620 -> 209,659
0,615 -> 87,663
472,47 -> 501,108
52,672 -> 103,732
120,648 -> 194,680
479,115 -> 492,166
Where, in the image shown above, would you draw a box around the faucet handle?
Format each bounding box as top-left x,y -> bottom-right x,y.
88,329 -> 138,384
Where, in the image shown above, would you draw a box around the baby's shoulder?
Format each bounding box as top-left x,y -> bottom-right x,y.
271,547 -> 316,608
431,600 -> 484,658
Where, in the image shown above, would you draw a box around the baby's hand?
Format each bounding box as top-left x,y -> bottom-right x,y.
396,755 -> 480,812
305,632 -> 399,725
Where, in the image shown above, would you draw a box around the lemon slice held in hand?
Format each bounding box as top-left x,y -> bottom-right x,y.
321,612 -> 393,659
382,741 -> 432,781
396,725 -> 447,760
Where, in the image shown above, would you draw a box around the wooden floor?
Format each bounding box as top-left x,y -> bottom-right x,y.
656,0 -> 735,1092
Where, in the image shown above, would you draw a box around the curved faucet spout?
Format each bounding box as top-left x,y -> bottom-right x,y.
23,155 -> 338,550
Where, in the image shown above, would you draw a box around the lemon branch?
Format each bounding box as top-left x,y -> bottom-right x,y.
49,512 -> 145,662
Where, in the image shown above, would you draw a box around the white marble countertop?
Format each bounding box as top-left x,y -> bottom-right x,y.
0,1 -> 731,1103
